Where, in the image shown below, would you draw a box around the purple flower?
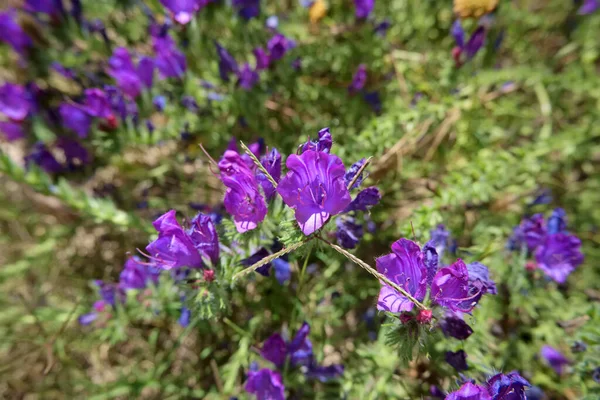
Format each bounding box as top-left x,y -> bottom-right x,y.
446,382 -> 491,400
119,257 -> 161,290
307,364 -> 344,382
579,0 -> 599,14
451,20 -> 465,48
431,260 -> 477,313
25,142 -> 63,173
0,83 -> 32,121
233,0 -> 261,20
253,47 -> 270,70
215,42 -> 238,82
237,63 -> 259,90
430,224 -> 451,260
344,187 -> 381,212
376,239 -> 427,313
445,350 -> 468,371
336,216 -> 364,249
541,345 -> 570,375
219,150 -> 267,233
146,210 -> 219,269
466,262 -> 497,296
153,34 -> 186,79
299,127 -> 333,154
244,368 -> 285,400
534,233 -> 583,283
344,158 -> 367,189
108,48 -> 154,98
83,89 -> 112,118
363,91 -> 382,114
452,21 -> 487,66
267,323 -> 313,367
348,64 -> 367,94
52,62 -> 76,79
78,312 -> 98,325
440,315 -> 473,340
25,0 -> 64,16
0,121 -> 25,141
258,148 -> 282,200
153,95 -> 167,111
267,33 -> 294,62
159,0 -> 207,24
521,213 -> 546,251
59,103 -> 92,138
354,0 -> 374,19
178,306 -> 191,327
0,11 -> 32,55
374,19 -> 391,36
273,258 -> 291,284
486,371 -> 530,400
277,150 -> 351,235
547,208 -> 567,235
242,247 -> 271,276
57,138 -> 90,169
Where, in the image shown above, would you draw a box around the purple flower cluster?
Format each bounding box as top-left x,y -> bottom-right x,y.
215,33 -> 295,91
151,24 -> 186,79
108,47 -> 154,99
0,10 -> 32,56
377,227 -> 495,339
78,257 -> 161,325
0,83 -> 34,141
245,322 -> 343,399
159,0 -> 212,24
507,208 -> 584,284
446,371 -> 530,400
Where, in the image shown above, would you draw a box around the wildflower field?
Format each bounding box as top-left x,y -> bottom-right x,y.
1,0 -> 599,399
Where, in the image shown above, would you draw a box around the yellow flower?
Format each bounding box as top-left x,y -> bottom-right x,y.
309,0 -> 327,24
453,0 -> 499,19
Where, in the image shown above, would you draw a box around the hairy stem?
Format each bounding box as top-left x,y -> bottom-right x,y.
240,141 -> 278,189
319,237 -> 428,311
346,156 -> 373,191
233,240 -> 308,280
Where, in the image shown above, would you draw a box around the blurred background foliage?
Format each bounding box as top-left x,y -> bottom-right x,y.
0,0 -> 599,399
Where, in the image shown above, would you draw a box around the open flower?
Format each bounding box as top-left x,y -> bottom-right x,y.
245,367 -> 285,400
534,233 -> 583,284
277,150 -> 351,235
541,345 -> 570,375
219,150 -> 268,233
447,382 -> 491,400
108,47 -> 154,98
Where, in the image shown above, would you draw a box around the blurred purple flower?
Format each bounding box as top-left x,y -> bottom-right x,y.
348,64 -> 367,94
541,345 -> 570,375
466,262 -> 497,296
521,213 -> 546,251
446,382 -> 491,400
336,216 -> 364,249
25,142 -> 63,173
547,208 -> 567,235
267,33 -> 294,62
344,187 -> 381,212
59,103 -> 92,138
153,34 -> 186,79
0,10 -> 32,55
219,150 -> 267,232
215,41 -> 239,82
299,127 -> 333,154
354,0 -> 374,19
440,315 -> 473,340
188,213 -> 220,265
237,63 -> 259,90
535,233 -> 583,283
233,0 -> 261,20
25,0 -> 65,16
119,257 -> 161,290
258,148 -> 282,200
277,150 -> 351,235
0,83 -> 32,121
178,306 -> 191,326
445,350 -> 468,371
160,0 -> 209,24
244,368 -> 285,400
253,47 -> 270,70
0,121 -> 24,141
376,238 -> 427,313
430,224 -> 451,261
486,371 -> 530,400
344,158 -> 367,190
374,19 -> 391,36
108,47 -> 154,98
272,258 -> 291,284
57,138 -> 90,169
431,260 -> 478,313
83,88 -> 112,118
363,91 -> 382,114
579,0 -> 599,14
452,21 -> 487,66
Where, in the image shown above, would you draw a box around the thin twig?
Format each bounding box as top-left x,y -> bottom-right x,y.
319,237 -> 427,311
239,141 -> 279,189
233,240 -> 308,280
346,156 -> 373,191
210,359 -> 224,392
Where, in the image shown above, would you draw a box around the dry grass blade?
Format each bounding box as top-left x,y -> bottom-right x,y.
239,141 -> 279,189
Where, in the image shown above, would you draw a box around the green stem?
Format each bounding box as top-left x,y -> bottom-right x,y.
232,240 -> 308,280
318,237 -> 428,311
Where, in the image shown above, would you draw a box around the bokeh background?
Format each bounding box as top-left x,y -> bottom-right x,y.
1,0 -> 599,399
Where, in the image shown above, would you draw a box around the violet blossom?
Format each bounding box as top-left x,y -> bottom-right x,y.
451,20 -> 487,67
277,149 -> 351,235
354,0 -> 375,19
257,148 -> 282,200
535,233 -> 583,284
348,64 -> 367,94
244,367 -> 285,400
579,0 -> 599,14
219,150 -> 268,233
445,350 -> 468,371
146,210 -> 220,270
59,103 -> 92,138
108,47 -> 154,98
237,63 -> 260,90
0,83 -> 33,122
233,0 -> 261,20
0,121 -> 24,141
541,345 -> 570,375
486,371 -> 530,400
267,33 -> 295,62
159,0 -> 209,24
215,41 -> 239,82
0,10 -> 32,56
446,382 -> 491,400
152,32 -> 186,79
